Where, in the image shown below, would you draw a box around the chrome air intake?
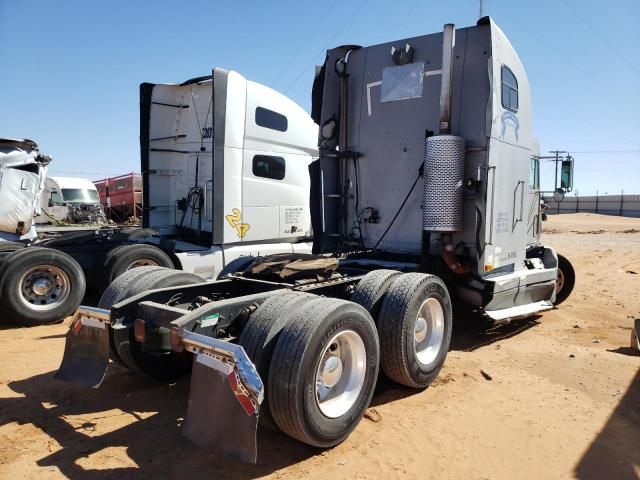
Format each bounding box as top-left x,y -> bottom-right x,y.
422,135 -> 465,232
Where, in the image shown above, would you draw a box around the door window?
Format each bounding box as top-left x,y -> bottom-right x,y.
255,107 -> 288,132
252,155 -> 285,180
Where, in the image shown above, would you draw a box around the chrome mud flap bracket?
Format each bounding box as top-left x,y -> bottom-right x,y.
176,330 -> 264,464
55,306 -> 111,387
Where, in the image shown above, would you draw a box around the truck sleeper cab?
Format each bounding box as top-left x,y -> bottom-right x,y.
139,68 -> 318,279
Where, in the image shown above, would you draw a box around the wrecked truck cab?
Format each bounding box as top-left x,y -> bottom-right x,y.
36,176 -> 108,225
0,139 -> 88,327
0,138 -> 51,241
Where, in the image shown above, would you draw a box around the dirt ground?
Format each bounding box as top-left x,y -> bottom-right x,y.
1,213 -> 638,480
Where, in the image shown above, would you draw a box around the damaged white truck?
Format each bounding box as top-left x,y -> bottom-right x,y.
56,18 -> 576,463
0,138 -> 88,325
36,176 -> 107,225
0,70 -> 318,325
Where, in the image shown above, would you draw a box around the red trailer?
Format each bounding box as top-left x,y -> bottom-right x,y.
93,173 -> 142,224
94,179 -> 109,209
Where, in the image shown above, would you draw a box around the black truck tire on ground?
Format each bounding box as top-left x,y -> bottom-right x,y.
554,253 -> 575,305
0,247 -> 86,327
97,266 -> 168,310
377,272 -> 453,388
0,242 -> 28,323
351,269 -> 402,322
110,267 -> 203,381
268,297 -> 379,447
0,241 -> 26,253
238,291 -> 316,430
98,266 -> 169,366
217,255 -> 256,279
102,244 -> 174,287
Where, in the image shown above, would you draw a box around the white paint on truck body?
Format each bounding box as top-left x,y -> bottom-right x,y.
144,69 -> 317,244
141,69 -> 318,279
0,138 -> 49,239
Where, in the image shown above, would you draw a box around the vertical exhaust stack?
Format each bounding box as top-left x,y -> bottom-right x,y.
438,23 -> 455,136
423,24 -> 469,274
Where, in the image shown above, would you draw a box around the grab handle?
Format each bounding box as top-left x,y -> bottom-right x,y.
487,166 -> 496,245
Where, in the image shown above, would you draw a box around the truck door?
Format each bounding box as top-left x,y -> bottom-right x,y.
240,83 -> 312,243
485,139 -> 529,270
526,156 -> 541,246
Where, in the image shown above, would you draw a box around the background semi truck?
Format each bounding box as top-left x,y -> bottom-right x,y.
35,176 -> 107,225
57,18 -> 576,463
0,69 -> 318,326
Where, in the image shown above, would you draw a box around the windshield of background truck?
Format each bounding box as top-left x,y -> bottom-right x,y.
61,188 -> 100,203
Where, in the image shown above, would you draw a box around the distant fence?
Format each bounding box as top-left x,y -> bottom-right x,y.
545,194 -> 640,218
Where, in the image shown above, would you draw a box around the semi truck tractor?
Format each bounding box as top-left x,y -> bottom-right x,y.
57,18 -> 576,463
0,69 -> 318,326
35,176 -> 107,225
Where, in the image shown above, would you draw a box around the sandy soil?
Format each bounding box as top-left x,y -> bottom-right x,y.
1,213 -> 638,480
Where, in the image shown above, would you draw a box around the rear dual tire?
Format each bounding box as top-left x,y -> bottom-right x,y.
98,266 -> 170,367
238,291 -> 315,429
0,241 -> 26,253
352,270 -> 453,389
267,297 -> 379,448
244,273 -> 451,449
350,269 -> 403,321
98,266 -> 203,381
377,273 -> 453,388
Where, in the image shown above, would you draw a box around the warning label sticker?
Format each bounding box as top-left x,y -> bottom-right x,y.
281,206 -> 306,235
495,212 -> 510,235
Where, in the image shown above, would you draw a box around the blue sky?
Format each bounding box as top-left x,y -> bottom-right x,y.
1,0 -> 638,195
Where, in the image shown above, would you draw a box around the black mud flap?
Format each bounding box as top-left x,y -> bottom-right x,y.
55,307 -> 110,388
179,331 -> 263,464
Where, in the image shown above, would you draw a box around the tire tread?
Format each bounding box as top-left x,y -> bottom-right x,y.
378,272 -> 448,388
269,298 -> 378,446
351,269 -> 402,320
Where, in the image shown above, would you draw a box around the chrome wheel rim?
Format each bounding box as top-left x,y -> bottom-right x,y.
414,298 -> 445,366
315,329 -> 366,418
556,268 -> 565,294
18,265 -> 71,311
126,259 -> 159,270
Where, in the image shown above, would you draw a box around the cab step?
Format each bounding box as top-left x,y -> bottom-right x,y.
484,300 -> 553,321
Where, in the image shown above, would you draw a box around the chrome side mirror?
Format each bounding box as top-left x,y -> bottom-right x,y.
553,188 -> 565,202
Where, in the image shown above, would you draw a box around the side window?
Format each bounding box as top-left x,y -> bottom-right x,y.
50,189 -> 63,203
501,65 -> 518,112
253,155 -> 285,180
529,158 -> 539,189
255,107 -> 288,132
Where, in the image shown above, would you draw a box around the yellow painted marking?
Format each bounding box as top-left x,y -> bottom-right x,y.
225,208 -> 251,239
